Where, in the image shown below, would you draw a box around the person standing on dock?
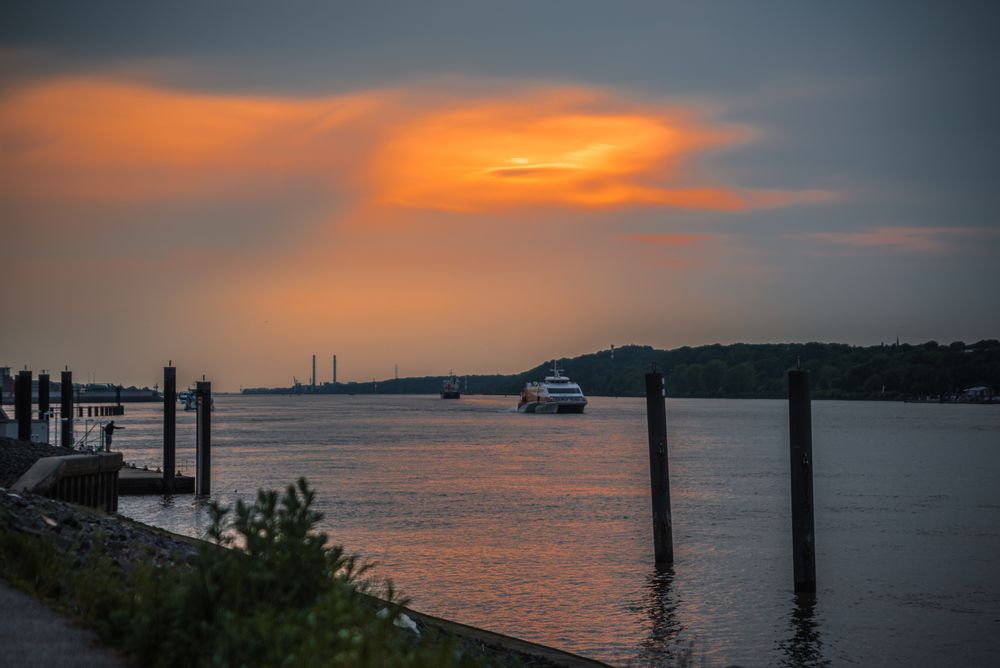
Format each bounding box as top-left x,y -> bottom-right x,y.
103,420 -> 124,452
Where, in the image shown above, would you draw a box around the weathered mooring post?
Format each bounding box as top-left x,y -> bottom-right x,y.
788,368 -> 817,594
38,373 -> 50,421
163,365 -> 176,493
15,370 -> 32,441
645,368 -> 674,565
195,379 -> 211,496
61,369 -> 74,448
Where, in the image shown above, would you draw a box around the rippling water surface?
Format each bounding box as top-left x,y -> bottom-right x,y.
113,395 -> 1000,666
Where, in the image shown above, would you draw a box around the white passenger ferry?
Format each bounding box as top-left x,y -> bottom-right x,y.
517,362 -> 587,414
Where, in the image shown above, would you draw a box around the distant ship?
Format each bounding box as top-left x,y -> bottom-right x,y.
179,389 -> 214,411
441,372 -> 461,399
7,379 -> 162,404
517,362 -> 587,413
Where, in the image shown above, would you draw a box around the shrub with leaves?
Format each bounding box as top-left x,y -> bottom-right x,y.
114,478 -> 478,668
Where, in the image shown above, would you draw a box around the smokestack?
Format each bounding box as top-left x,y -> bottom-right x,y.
312,355 -> 316,386
332,355 -> 337,384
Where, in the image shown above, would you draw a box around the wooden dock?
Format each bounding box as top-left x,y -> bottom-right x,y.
119,467 -> 194,495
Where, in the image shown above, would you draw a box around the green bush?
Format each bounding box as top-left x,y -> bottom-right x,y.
117,478 -> 483,667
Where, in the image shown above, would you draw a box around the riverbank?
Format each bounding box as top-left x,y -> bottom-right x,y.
0,439 -> 607,667
240,340 -> 1000,400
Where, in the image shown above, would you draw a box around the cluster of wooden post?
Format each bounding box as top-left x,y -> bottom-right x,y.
161,365 -> 210,496
644,366 -> 817,594
13,369 -> 130,447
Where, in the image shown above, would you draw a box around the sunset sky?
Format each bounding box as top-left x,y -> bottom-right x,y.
2,1 -> 998,390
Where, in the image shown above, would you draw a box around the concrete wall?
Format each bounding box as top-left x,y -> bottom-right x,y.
13,452 -> 123,513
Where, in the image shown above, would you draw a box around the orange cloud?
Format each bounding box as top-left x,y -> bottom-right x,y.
0,78 -> 384,203
369,90 -> 827,212
0,76 -> 830,215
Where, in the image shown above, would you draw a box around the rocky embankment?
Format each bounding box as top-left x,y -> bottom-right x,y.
1,484 -> 200,573
0,437 -> 79,487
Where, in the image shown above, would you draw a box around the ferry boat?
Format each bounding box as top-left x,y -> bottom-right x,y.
517,362 -> 587,413
179,389 -> 214,411
441,372 -> 461,399
180,389 -> 197,411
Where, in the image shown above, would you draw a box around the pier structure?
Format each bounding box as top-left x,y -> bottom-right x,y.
788,368 -> 817,594
163,364 -> 176,493
644,368 -> 674,565
195,380 -> 212,496
60,370 -> 73,447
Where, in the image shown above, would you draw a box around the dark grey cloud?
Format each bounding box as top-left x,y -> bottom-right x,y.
4,2 -> 997,94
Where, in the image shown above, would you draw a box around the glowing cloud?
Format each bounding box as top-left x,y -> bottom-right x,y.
0,77 -> 830,215
0,78 -> 384,203
369,90 -> 824,212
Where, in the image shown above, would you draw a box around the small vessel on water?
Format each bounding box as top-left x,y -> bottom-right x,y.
441,372 -> 461,399
180,389 -> 197,411
517,362 -> 587,413
179,388 -> 213,411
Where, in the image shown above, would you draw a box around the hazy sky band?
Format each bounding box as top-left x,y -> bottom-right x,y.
1,1 -> 998,389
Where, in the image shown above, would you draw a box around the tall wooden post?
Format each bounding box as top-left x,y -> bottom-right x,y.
38,373 -> 50,421
788,368 -> 817,594
195,380 -> 211,496
163,365 -> 176,493
61,369 -> 74,448
15,370 -> 32,441
645,370 -> 674,565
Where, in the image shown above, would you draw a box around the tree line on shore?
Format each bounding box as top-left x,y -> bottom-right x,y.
243,340 -> 1000,400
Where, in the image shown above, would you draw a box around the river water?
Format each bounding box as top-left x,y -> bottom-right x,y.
112,395 -> 1000,667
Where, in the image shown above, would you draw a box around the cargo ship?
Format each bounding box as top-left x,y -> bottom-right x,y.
441,373 -> 461,399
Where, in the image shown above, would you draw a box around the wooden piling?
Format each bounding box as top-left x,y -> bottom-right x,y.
195,380 -> 211,496
38,373 -> 50,420
644,370 -> 674,565
15,370 -> 32,441
788,368 -> 817,594
61,370 -> 74,447
163,366 -> 176,493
